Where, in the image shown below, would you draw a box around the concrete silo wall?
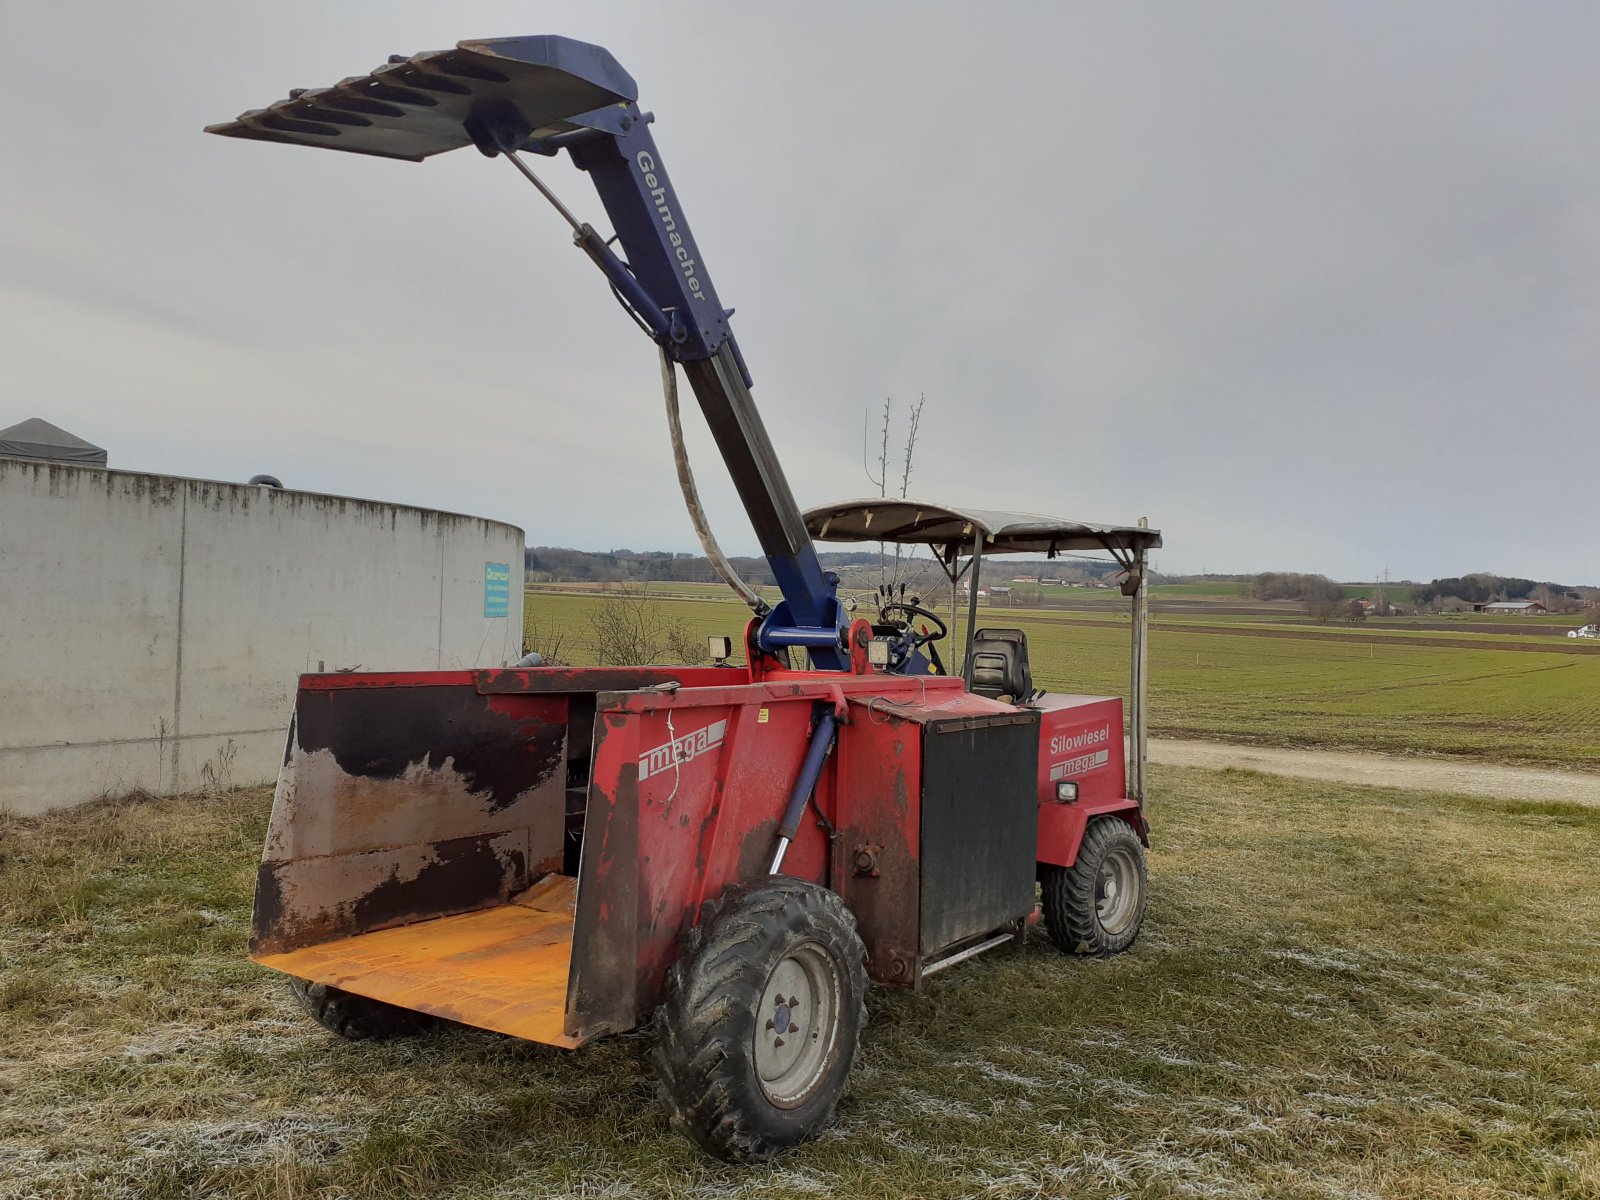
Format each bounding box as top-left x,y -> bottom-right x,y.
0,461 -> 524,814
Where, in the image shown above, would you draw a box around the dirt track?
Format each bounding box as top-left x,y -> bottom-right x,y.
1149,738 -> 1600,806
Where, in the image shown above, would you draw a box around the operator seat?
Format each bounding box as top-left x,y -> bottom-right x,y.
967,628 -> 1034,703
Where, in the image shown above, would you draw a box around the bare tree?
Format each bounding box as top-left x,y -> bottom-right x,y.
863,396 -> 891,496
861,394 -> 933,592
891,395 -> 926,588
522,621 -> 570,666
864,397 -> 892,582
588,583 -> 705,666
665,622 -> 707,665
1305,595 -> 1340,624
897,395 -> 925,500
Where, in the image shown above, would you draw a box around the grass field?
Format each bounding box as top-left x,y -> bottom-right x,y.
4,775 -> 1598,1199
1150,581 -> 1253,599
526,590 -> 1600,771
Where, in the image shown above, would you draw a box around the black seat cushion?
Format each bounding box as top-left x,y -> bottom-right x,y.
968,627 -> 1033,701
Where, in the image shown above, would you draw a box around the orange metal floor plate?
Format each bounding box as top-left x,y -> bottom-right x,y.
256,879 -> 580,1048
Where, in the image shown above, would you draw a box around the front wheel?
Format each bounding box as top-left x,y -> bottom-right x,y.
1041,816 -> 1148,956
652,878 -> 869,1163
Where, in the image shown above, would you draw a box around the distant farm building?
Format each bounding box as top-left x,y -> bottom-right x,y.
1475,600 -> 1547,614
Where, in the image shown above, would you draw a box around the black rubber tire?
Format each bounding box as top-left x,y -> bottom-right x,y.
287,978 -> 434,1041
1041,816 -> 1148,957
652,878 -> 869,1163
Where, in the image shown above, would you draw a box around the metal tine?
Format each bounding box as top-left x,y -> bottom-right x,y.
372,60 -> 472,96
237,108 -> 340,139
326,73 -> 476,147
334,75 -> 439,109
313,89 -> 407,120
240,58 -> 488,154
278,93 -> 373,127
418,49 -> 511,84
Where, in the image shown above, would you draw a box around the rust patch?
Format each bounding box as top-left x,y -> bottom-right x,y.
294,686 -> 562,811
736,817 -> 781,883
251,829 -> 531,955
837,817 -> 920,988
567,766 -> 642,1039
352,836 -> 526,937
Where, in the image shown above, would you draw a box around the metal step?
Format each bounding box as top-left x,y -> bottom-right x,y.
921,930 -> 1014,978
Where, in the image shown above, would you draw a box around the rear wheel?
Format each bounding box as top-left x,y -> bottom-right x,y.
1042,816 -> 1148,956
287,978 -> 433,1041
652,878 -> 868,1163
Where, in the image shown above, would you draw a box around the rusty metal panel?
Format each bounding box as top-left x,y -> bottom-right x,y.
474,666 -> 732,694
253,677 -> 568,956
254,829 -> 530,957
566,711 -> 641,1040
831,700 -> 924,988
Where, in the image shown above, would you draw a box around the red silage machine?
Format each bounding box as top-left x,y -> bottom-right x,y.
210,34 -> 1160,1161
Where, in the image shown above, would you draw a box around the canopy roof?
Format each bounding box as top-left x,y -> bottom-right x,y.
0,418 -> 106,466
803,498 -> 1161,558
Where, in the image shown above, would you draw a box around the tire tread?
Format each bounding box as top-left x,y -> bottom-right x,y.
652,879 -> 868,1163
287,978 -> 433,1041
1041,816 -> 1148,957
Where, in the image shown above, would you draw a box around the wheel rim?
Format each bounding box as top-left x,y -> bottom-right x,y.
1096,845 -> 1142,935
753,940 -> 842,1109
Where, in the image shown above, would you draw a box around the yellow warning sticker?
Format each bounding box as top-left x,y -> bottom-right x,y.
757,707 -> 769,724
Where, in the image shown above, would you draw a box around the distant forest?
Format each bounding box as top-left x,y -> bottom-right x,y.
1245,570 -> 1592,615
524,546 -> 880,586
524,545 -> 1123,585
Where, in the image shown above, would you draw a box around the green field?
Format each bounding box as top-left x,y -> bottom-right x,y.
1149,581 -> 1252,598
5,774 -> 1597,1198
526,589 -> 1600,770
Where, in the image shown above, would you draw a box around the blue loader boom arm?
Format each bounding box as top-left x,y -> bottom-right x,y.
208,35 -> 846,666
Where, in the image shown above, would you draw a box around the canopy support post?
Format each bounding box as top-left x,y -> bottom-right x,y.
941,546 -> 961,675
962,532 -> 984,686
1128,542 -> 1150,806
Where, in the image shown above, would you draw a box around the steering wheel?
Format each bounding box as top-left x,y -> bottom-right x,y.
879,602 -> 949,643
877,601 -> 949,675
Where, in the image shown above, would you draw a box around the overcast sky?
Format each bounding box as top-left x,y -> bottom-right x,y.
4,2 -> 1597,583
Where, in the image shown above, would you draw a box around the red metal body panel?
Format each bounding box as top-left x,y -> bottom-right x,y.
564,672 -> 990,1039
1032,693 -> 1142,868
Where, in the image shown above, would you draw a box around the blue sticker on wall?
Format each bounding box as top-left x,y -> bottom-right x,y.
483,562 -> 510,618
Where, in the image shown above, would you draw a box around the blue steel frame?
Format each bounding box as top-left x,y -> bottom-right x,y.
533,116 -> 848,665
208,35 -> 848,667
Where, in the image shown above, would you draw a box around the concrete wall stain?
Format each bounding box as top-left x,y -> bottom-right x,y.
2,460 -> 525,813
